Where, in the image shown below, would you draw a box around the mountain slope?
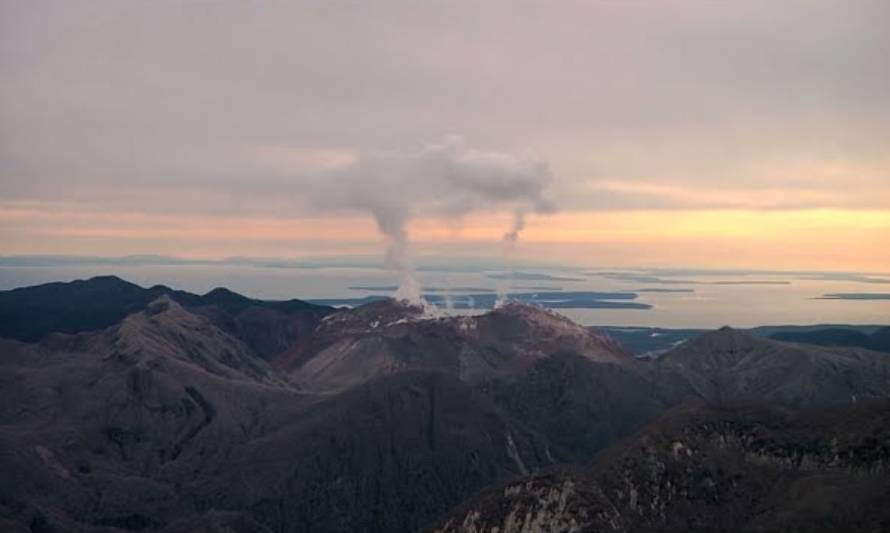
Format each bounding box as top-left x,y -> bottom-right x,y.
0,292 -> 661,532
654,327 -> 890,406
0,275 -> 162,342
279,300 -> 631,393
201,371 -> 553,533
771,325 -> 890,353
489,351 -> 668,460
0,294 -> 633,531
0,298 -> 307,532
0,276 -> 333,359
433,400 -> 890,533
2,279 -> 889,532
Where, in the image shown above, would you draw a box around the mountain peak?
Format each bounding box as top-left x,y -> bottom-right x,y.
666,325 -> 764,356
202,286 -> 253,305
113,295 -> 284,384
205,286 -> 238,296
485,301 -> 614,344
490,300 -> 574,322
84,274 -> 134,286
125,295 -> 197,331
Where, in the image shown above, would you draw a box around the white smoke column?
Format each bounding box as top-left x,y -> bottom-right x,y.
370,204 -> 422,304
493,279 -> 509,309
494,207 -> 529,307
442,292 -> 454,312
307,136 -> 555,307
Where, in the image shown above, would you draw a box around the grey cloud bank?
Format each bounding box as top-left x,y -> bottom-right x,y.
2,0 -> 889,216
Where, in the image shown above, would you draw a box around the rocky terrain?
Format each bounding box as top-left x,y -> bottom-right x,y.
0,276 -> 888,532
278,299 -> 630,392
433,401 -> 890,533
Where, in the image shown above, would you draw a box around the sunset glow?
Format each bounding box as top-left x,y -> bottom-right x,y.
3,200 -> 887,271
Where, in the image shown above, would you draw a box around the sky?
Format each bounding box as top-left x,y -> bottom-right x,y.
1,0 -> 889,272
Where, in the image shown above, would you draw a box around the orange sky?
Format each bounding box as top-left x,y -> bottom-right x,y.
3,202 -> 888,272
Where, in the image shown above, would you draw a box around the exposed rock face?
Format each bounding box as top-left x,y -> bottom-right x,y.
433,401 -> 890,533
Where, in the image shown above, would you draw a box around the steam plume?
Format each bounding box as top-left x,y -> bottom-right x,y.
309,137 -> 554,305
503,207 -> 528,244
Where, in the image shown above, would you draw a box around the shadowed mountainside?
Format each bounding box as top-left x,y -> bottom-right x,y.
0,276 -> 332,359
654,326 -> 890,407
771,326 -> 890,354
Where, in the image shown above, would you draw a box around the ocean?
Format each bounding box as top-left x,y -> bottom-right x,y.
1,263 -> 887,329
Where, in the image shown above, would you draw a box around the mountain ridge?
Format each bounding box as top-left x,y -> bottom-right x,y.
0,276 -> 333,361
655,326 -> 890,407
1,277 -> 889,532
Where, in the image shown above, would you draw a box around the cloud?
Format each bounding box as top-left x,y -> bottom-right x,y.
252,147 -> 358,174
1,0 -> 888,218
